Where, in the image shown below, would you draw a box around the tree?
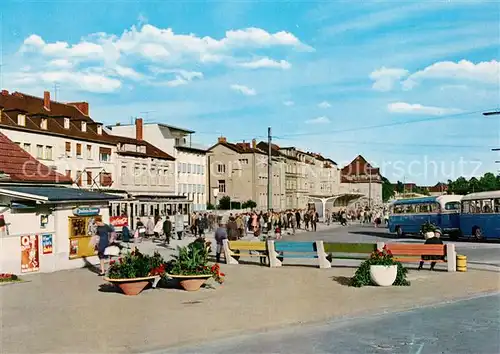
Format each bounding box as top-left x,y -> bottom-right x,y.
479,172 -> 497,191
218,196 -> 231,210
381,177 -> 395,202
395,181 -> 404,193
206,203 -> 215,210
447,172 -> 500,195
242,199 -> 257,209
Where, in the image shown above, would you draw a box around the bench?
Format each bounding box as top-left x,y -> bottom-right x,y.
268,240 -> 330,268
324,242 -> 379,261
222,240 -> 268,265
385,243 -> 456,272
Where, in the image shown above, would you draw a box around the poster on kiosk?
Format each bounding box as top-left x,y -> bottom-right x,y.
21,235 -> 39,273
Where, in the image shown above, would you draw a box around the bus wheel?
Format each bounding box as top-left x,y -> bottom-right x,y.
395,226 -> 403,238
449,231 -> 460,241
473,227 -> 483,241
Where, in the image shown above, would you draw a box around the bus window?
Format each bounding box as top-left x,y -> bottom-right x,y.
462,201 -> 470,213
470,201 -> 478,214
445,202 -> 460,211
483,200 -> 493,213
430,203 -> 440,213
420,203 -> 430,213
494,199 -> 500,213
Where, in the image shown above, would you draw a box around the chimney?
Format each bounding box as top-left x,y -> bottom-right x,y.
135,117 -> 143,141
252,139 -> 256,149
218,136 -> 227,144
43,91 -> 50,111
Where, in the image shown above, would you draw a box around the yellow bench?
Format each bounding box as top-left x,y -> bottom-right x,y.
223,240 -> 268,265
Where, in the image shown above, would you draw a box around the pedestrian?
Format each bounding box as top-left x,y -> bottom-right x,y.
145,216 -> 155,239
96,220 -> 112,276
214,222 -> 228,263
175,211 -> 184,240
153,216 -> 163,240
162,216 -> 172,245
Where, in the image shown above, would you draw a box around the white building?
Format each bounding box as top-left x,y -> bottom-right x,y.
108,121 -> 208,211
0,90 -> 187,228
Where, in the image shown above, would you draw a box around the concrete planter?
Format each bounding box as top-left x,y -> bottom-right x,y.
104,276 -> 157,296
370,265 -> 397,286
168,274 -> 212,291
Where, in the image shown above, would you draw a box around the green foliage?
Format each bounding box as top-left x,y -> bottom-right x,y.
350,247 -> 410,287
219,195 -> 231,210
382,177 -> 395,202
0,273 -> 19,283
420,221 -> 437,233
165,239 -> 211,276
242,199 -> 257,209
447,172 -> 500,195
206,203 -> 215,210
107,249 -> 165,279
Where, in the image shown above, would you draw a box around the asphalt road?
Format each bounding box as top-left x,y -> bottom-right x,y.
161,293 -> 500,354
288,224 -> 500,271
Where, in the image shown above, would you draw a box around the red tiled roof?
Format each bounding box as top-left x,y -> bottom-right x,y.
341,155 -> 381,183
0,90 -> 175,161
0,132 -> 72,184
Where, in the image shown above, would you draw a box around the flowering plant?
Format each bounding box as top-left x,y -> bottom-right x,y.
350,246 -> 410,287
165,240 -> 225,284
107,249 -> 166,279
0,273 -> 19,283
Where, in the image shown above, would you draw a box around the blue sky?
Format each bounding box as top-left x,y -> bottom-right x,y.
1,0 -> 499,185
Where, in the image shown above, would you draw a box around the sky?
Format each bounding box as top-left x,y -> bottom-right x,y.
1,0 -> 499,185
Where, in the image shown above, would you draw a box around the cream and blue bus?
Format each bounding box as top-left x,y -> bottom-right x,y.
388,195 -> 462,239
460,191 -> 500,240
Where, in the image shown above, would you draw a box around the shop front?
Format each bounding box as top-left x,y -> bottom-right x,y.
0,185 -> 122,274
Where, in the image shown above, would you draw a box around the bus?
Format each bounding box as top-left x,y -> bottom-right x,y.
388,195 -> 462,238
460,191 -> 500,240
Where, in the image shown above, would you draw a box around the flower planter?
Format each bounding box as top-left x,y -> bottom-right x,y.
369,265 -> 397,286
168,274 -> 212,291
424,231 -> 435,240
104,276 -> 157,296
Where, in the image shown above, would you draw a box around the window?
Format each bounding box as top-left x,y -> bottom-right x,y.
23,143 -> 31,153
65,170 -> 71,179
177,162 -> 181,173
494,198 -> 500,213
65,142 -> 71,156
151,168 -> 157,185
86,171 -> 93,186
121,165 -> 128,185
86,145 -> 92,159
201,165 -> 205,175
181,163 -> 186,173
482,199 -> 493,213
81,121 -> 87,132
445,202 -> 460,211
158,169 -> 164,185
99,147 -> 111,162
17,114 -> 26,126
40,118 -> 47,130
76,143 -> 82,158
76,171 -> 82,186
134,166 -> 141,185
97,125 -> 103,135
100,173 -> 113,187
239,158 -> 249,165
36,145 -> 43,159
44,146 -> 53,160
217,164 -> 226,174
218,180 -> 226,193
64,118 -> 70,129
187,164 -> 192,173
142,166 -> 147,185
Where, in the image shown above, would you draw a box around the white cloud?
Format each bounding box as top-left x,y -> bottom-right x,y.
369,67 -> 409,91
48,59 -> 73,69
9,70 -> 121,93
402,60 -> 500,90
306,116 -> 330,124
238,58 -> 292,70
318,101 -> 331,108
387,102 -> 463,116
230,84 -> 256,96
283,100 -> 295,106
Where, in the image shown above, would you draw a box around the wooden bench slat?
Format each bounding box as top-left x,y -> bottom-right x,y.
280,254 -> 318,259
228,241 -> 267,252
395,257 -> 446,263
386,244 -> 446,256
275,241 -> 316,253
231,252 -> 267,258
324,242 -> 376,254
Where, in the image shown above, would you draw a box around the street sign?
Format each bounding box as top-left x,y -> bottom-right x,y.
72,207 -> 100,217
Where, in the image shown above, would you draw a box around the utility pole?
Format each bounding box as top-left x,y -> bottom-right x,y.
368,167 -> 372,210
267,126 -> 272,211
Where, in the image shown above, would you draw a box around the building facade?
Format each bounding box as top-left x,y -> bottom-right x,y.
340,155 -> 383,205
108,121 -> 208,211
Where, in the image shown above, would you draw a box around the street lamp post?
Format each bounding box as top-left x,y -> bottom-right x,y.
213,188 -> 219,211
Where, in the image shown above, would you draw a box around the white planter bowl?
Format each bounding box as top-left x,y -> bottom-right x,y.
424,231 -> 436,240
370,265 -> 397,286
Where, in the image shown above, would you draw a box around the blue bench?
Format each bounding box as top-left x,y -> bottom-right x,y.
268,240 -> 331,268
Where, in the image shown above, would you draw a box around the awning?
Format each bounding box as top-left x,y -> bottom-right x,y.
0,185 -> 124,203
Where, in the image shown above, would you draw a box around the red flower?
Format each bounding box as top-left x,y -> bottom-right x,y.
220,272 -> 225,277
118,258 -> 123,263
109,260 -> 116,265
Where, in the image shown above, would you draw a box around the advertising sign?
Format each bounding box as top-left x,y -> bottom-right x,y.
72,207 -> 100,217
110,216 -> 128,227
70,239 -> 79,257
21,235 -> 39,273
42,234 -> 53,254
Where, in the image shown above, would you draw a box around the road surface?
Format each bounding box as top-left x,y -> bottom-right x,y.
161,293 -> 500,354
